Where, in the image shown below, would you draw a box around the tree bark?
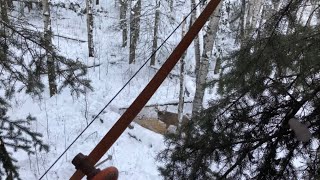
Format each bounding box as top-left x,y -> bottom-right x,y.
0,0 -> 9,62
169,0 -> 173,12
238,0 -> 246,43
250,0 -> 263,31
0,0 -> 9,23
19,1 -> 24,17
178,17 -> 187,124
86,0 -> 94,57
192,2 -> 222,117
43,0 -> 57,96
190,0 -> 201,77
119,0 -> 128,47
150,0 -> 160,66
129,0 -> 141,64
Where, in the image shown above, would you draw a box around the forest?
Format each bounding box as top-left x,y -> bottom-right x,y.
0,0 -> 319,179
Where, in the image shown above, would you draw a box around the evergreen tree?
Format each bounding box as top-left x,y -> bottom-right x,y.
0,1 -> 92,178
158,1 -> 320,179
0,98 -> 49,179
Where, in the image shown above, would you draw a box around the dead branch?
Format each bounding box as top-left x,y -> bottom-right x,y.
127,132 -> 141,142
53,34 -> 86,43
119,101 -> 192,110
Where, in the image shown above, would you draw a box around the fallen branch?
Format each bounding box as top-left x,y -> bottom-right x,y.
119,101 -> 193,110
54,34 -> 86,43
40,64 -> 101,75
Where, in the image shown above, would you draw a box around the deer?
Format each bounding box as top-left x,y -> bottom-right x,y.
155,106 -> 190,129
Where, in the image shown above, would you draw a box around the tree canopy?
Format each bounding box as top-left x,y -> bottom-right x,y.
158,1 -> 320,179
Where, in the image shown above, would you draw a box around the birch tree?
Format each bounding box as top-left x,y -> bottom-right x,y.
86,0 -> 94,57
43,0 -> 57,96
192,2 -> 222,117
150,0 -> 160,66
190,0 -> 201,77
120,0 -> 128,47
129,0 -> 141,64
250,0 -> 263,31
178,17 -> 187,124
241,0 -> 263,40
237,0 -> 265,43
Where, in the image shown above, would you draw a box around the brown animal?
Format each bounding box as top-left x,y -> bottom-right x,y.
155,107 -> 189,129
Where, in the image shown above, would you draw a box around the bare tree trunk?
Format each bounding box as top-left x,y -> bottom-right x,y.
238,0 -> 246,43
86,0 -> 94,57
178,17 -> 187,124
0,0 -> 9,23
120,0 -> 128,47
245,0 -> 253,36
129,0 -> 141,64
192,2 -> 222,117
251,0 -> 263,31
169,0 -> 173,12
19,1 -> 24,17
190,0 -> 201,77
43,0 -> 57,96
298,1 -> 307,24
0,0 -> 9,59
317,5 -> 320,26
150,0 -> 160,66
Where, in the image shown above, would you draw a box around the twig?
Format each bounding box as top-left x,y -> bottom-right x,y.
127,132 -> 141,142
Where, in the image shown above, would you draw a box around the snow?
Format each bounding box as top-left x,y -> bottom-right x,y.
9,1 -> 190,179
7,0 -> 228,179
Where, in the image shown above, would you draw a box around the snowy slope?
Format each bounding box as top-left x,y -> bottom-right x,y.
8,1 -> 192,179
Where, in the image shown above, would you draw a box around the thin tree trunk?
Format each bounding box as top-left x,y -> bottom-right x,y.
129,0 -> 141,64
169,0 -> 173,12
86,0 -> 94,57
257,4 -> 266,38
0,0 -> 9,60
298,1 -> 307,24
244,0 -> 254,39
120,0 -> 128,47
19,1 -> 24,17
0,0 -> 9,23
238,0 -> 246,43
251,0 -> 263,31
43,0 -> 57,96
150,0 -> 160,66
178,17 -> 187,124
317,5 -> 320,26
190,0 -> 201,77
192,2 -> 222,117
